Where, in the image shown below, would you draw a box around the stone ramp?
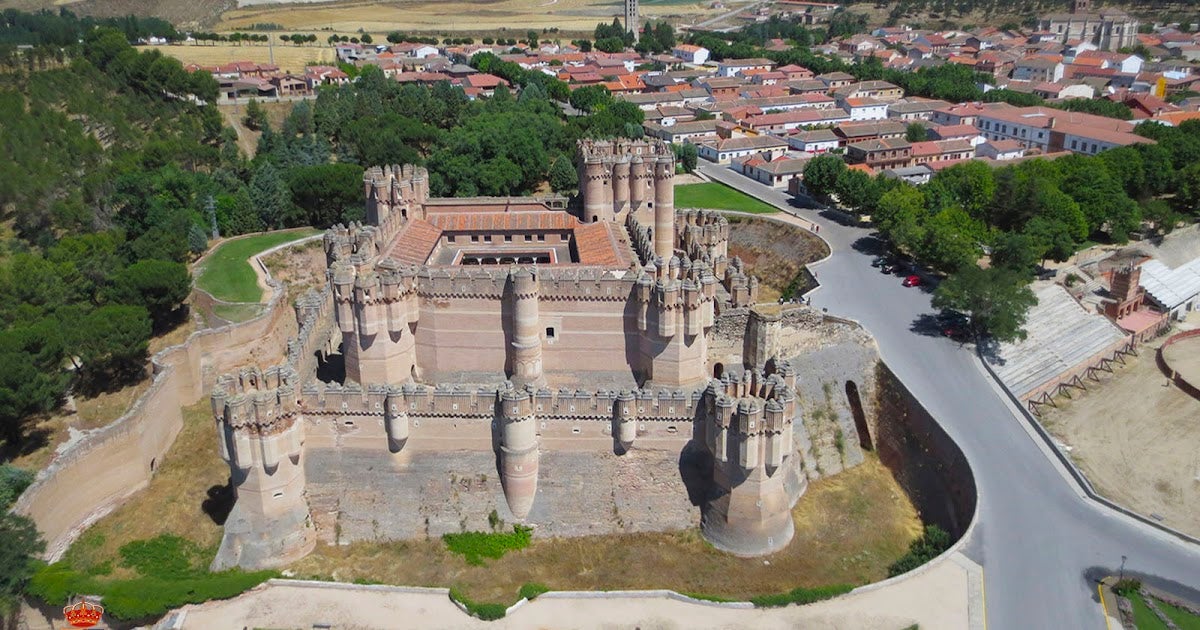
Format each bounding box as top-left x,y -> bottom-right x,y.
986,283 -> 1127,399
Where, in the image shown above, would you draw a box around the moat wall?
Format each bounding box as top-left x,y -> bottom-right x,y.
871,362 -> 977,538
12,232 -> 313,560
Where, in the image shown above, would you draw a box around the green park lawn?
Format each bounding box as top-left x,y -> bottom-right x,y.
674,182 -> 779,214
196,229 -> 320,303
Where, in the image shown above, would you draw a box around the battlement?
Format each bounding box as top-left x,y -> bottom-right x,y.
363,164 -> 430,226
577,138 -> 673,162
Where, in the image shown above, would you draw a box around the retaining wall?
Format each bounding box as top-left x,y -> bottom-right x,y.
12,233 -> 315,560
1157,329 -> 1200,402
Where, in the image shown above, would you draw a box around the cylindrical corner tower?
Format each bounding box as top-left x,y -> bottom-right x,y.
509,268 -> 545,389
499,388 -> 540,519
653,157 -> 675,260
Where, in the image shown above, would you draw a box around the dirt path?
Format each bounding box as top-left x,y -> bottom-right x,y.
219,106 -> 259,158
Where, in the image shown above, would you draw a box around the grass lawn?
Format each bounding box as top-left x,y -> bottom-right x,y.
675,182 -> 779,214
1130,592 -> 1170,630
1158,598 -> 1200,630
196,229 -> 320,303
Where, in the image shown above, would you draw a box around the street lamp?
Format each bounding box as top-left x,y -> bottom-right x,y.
1119,555 -> 1127,582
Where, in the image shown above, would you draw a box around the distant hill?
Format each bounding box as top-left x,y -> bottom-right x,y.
0,0 -> 236,29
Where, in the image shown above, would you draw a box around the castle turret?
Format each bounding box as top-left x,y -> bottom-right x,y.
508,268 -> 545,389
614,390 -> 637,450
211,372 -> 314,571
385,386 -> 409,452
700,384 -> 804,557
499,387 -> 540,519
653,157 -> 675,260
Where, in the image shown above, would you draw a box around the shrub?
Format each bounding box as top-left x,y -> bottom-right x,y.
0,465 -> 34,509
1113,578 -> 1142,596
518,582 -> 550,600
887,524 -> 952,577
118,535 -> 204,579
28,561 -> 277,621
749,584 -> 854,607
449,587 -> 507,620
443,525 -> 532,566
682,592 -> 736,603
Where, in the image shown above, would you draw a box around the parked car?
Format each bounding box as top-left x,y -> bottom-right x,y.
938,311 -> 970,341
871,256 -> 886,268
902,274 -> 921,287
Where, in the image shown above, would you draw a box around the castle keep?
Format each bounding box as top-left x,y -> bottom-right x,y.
211,139 -> 833,570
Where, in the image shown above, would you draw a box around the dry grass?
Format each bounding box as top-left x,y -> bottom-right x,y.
216,0 -> 725,36
8,380 -> 152,471
60,402 -> 229,578
289,454 -> 920,605
261,238 -> 327,298
727,217 -> 829,301
141,43 -> 333,73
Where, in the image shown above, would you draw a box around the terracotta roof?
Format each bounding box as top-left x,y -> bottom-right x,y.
427,211 -> 578,232
573,222 -> 631,267
386,219 -> 443,265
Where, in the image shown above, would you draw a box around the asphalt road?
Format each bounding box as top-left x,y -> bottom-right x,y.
697,163 -> 1200,629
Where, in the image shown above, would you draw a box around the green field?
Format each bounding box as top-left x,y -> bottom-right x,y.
674,183 -> 779,214
1131,592 -> 1170,630
196,230 -> 320,303
1158,598 -> 1200,630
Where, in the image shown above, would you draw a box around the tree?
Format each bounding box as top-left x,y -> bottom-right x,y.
932,266 -> 1037,342
548,156 -> 578,193
105,260 -> 192,330
919,206 -> 983,273
673,143 -> 698,173
0,322 -> 69,446
834,167 -> 878,213
569,84 -> 611,113
361,33 -> 373,44
249,162 -> 298,228
925,161 -> 995,223
72,305 -> 152,391
801,155 -> 846,198
288,163 -> 366,227
905,122 -> 928,142
0,511 -> 44,619
242,99 -> 267,130
989,232 -> 1040,276
874,184 -> 927,255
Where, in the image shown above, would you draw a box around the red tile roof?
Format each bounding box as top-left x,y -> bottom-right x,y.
386,219 -> 443,265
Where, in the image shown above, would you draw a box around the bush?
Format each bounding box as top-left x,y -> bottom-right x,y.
1113,578 -> 1142,596
443,525 -> 532,566
27,561 -> 277,622
749,584 -> 854,608
449,587 -> 507,620
518,582 -> 550,600
0,465 -> 34,509
29,534 -> 277,622
887,525 -> 952,577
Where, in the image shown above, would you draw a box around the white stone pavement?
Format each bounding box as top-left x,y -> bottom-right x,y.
159,551 -> 981,630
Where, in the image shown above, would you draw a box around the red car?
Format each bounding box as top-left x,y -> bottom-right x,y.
902,275 -> 921,287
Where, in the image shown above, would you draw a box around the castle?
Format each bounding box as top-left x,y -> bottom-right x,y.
211,139 -> 828,570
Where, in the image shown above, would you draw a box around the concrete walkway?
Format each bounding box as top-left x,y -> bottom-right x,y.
168,554 -> 978,630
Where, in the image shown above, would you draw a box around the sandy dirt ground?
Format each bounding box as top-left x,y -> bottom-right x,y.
216,0 -> 732,35
1041,329 -> 1200,539
1162,335 -> 1200,389
175,553 -> 971,630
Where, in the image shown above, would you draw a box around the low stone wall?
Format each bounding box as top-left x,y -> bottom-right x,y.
12,233 -> 316,560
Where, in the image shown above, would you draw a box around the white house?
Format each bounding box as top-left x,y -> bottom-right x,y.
393,42 -> 440,58
786,129 -> 840,154
716,58 -> 775,77
672,44 -> 710,65
697,135 -> 788,164
1012,57 -> 1065,83
840,97 -> 889,121
976,139 -> 1026,160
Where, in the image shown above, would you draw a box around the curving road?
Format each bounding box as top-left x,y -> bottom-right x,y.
697,163 -> 1200,629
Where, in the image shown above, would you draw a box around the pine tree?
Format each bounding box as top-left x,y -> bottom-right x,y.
248,162 -> 296,228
